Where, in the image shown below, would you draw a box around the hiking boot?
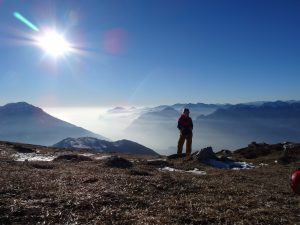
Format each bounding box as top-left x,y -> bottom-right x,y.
185,156 -> 192,161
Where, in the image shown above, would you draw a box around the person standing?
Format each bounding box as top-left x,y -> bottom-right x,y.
177,108 -> 193,159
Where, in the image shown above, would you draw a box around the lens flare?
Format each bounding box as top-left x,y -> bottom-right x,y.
103,28 -> 128,55
13,12 -> 39,32
37,30 -> 71,57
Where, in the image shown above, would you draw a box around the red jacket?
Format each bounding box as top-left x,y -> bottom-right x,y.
177,114 -> 193,135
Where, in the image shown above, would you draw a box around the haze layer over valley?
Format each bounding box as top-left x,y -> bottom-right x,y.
44,100 -> 300,155
1,101 -> 298,155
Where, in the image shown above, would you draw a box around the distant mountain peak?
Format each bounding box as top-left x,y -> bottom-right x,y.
1,102 -> 43,114
3,102 -> 36,109
0,102 -> 108,145
112,106 -> 126,110
53,137 -> 159,156
161,106 -> 176,111
5,101 -> 31,106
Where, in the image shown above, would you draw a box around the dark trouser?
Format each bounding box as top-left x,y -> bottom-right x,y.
177,133 -> 192,158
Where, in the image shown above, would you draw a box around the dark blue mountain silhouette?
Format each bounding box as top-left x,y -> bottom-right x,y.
195,101 -> 300,149
125,101 -> 300,151
0,102 -> 107,145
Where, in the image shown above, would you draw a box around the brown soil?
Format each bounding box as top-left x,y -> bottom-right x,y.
0,141 -> 300,225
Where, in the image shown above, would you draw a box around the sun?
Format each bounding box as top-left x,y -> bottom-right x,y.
37,30 -> 71,58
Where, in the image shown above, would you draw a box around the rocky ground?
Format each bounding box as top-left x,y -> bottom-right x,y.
0,141 -> 300,225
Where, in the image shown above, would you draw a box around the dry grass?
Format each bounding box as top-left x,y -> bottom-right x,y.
0,142 -> 300,224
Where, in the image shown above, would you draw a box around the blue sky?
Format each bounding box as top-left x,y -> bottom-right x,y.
0,0 -> 299,107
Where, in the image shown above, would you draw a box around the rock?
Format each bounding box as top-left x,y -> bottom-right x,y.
193,147 -> 218,161
216,149 -> 232,157
104,156 -> 133,168
146,159 -> 172,167
13,146 -> 35,153
279,143 -> 300,164
167,153 -> 187,160
283,142 -> 300,150
234,143 -> 283,159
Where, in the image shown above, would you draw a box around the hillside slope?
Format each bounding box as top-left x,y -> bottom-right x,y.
0,102 -> 107,145
0,141 -> 299,224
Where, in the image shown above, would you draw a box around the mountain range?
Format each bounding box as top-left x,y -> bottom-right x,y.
125,101 -> 300,152
0,102 -> 107,145
53,137 -> 158,156
2,100 -> 300,154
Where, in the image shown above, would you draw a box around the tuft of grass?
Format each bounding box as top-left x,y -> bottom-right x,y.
53,154 -> 92,162
28,162 -> 55,170
129,169 -> 152,176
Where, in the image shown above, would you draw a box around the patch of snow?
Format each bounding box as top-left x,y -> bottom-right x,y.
84,137 -> 97,143
80,153 -> 94,157
0,150 -> 6,155
13,153 -> 56,162
159,167 -> 206,175
94,155 -> 112,160
130,160 -> 140,163
206,159 -> 255,170
113,142 -> 122,147
147,159 -> 167,162
159,167 -> 182,172
187,168 -> 207,175
73,143 -> 91,149
283,142 -> 300,150
259,163 -> 268,167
